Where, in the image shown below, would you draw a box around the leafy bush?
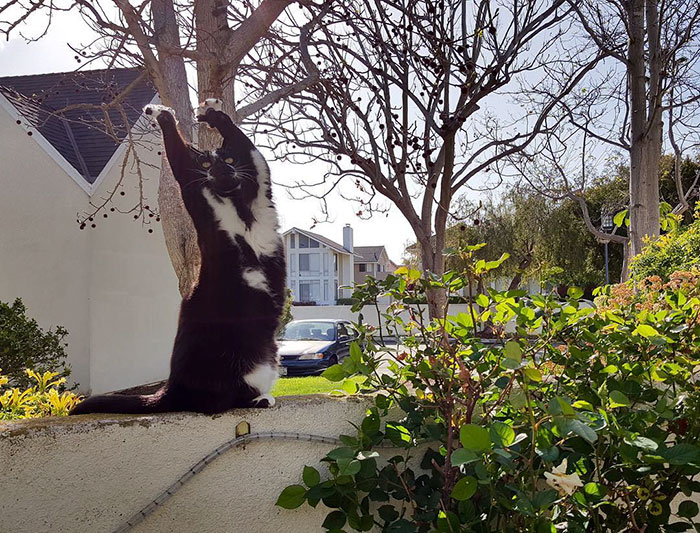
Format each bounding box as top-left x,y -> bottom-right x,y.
278,244 -> 700,532
0,298 -> 71,388
277,288 -> 294,336
631,215 -> 700,281
0,369 -> 81,419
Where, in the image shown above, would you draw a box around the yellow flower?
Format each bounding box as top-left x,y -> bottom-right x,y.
544,459 -> 583,496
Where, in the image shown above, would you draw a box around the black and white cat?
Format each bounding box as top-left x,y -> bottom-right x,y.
70,99 -> 286,415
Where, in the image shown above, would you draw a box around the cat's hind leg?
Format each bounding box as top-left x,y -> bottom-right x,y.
243,363 -> 279,407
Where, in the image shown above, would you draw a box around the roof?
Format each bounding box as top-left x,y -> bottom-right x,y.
354,245 -> 385,263
283,227 -> 355,255
0,67 -> 156,184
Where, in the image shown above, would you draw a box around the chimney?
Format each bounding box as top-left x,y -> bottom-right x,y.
343,224 -> 354,252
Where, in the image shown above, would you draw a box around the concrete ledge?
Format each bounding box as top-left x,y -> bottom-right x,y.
0,395 -> 371,533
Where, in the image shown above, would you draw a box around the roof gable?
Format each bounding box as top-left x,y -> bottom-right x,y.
0,68 -> 156,185
283,227 -> 354,255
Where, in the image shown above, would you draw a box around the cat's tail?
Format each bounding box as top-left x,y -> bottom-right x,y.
69,387 -> 173,415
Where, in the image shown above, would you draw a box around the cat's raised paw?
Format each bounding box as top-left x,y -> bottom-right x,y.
144,104 -> 175,120
196,98 -> 223,119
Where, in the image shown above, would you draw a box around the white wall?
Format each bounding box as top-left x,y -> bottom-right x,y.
88,147 -> 180,394
0,102 -> 180,394
0,396 -> 370,533
0,107 -> 92,390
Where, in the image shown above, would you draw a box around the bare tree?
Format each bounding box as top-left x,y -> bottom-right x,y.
252,0 -> 600,316
515,0 -> 700,272
1,0 -> 324,296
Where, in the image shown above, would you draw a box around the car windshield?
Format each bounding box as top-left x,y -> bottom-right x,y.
278,321 -> 336,341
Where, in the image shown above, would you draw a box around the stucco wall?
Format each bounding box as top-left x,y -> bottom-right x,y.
0,105 -> 92,390
0,102 -> 180,394
87,139 -> 180,394
0,396 -> 370,533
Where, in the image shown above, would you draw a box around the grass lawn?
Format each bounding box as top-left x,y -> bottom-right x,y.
272,375 -> 364,396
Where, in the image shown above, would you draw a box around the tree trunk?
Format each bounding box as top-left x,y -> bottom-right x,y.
152,0 -> 201,298
420,238 -> 447,319
627,0 -> 661,261
195,0 -> 236,149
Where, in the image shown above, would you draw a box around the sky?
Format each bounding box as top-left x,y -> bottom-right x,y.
0,10 -> 419,263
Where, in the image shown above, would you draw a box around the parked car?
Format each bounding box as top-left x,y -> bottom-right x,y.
277,319 -> 358,376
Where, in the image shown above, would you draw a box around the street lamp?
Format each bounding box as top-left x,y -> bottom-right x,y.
601,212 -> 615,285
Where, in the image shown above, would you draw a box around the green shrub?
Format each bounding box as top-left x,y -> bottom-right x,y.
278,244 -> 700,532
631,216 -> 700,281
0,368 -> 81,419
0,298 -> 71,388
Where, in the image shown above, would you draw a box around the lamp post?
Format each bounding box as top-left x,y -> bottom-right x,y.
601,212 -> 614,285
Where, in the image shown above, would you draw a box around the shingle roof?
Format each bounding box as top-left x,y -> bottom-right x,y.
0,68 -> 156,184
283,227 -> 354,255
354,245 -> 385,263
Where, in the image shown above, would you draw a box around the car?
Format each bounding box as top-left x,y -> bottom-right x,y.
277,319 -> 358,376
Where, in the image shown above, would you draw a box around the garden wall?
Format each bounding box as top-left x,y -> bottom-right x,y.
0,395 -> 370,533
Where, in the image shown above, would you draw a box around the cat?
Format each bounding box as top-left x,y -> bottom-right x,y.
70,99 -> 286,415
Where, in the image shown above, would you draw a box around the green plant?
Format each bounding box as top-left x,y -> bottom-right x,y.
630,215 -> 700,281
0,368 -> 81,419
277,288 -> 294,336
0,298 -> 71,388
278,244 -> 700,532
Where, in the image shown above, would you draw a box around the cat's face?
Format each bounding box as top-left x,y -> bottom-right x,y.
193,150 -> 258,202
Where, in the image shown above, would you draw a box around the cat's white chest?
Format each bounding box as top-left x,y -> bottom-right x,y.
202,149 -> 281,260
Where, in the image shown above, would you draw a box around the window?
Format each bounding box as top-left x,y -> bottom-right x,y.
358,263 -> 367,272
299,234 -> 309,248
337,323 -> 349,338
299,281 -> 320,302
334,254 -> 338,272
377,264 -> 382,273
299,253 -> 320,272
310,239 -> 319,248
290,234 -> 296,248
324,281 -> 329,301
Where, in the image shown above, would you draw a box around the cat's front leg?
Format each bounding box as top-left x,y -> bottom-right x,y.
195,99 -> 253,151
144,104 -> 189,174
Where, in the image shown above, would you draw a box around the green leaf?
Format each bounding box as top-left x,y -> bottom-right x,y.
276,485 -> 306,509
568,419 -> 597,444
567,287 -> 583,299
322,510 -> 347,530
662,443 -> 700,465
504,341 -> 522,362
337,458 -> 361,476
386,422 -> 412,447
489,421 -> 515,447
634,324 -> 660,338
583,482 -> 608,502
624,435 -> 658,451
451,476 -> 477,501
678,500 -> 699,519
460,424 -> 491,452
475,293 -> 490,308
451,448 -> 479,466
613,209 -> 628,227
327,447 -> 356,461
524,368 -> 542,382
303,466 -> 320,487
572,400 -> 594,411
322,364 -> 346,382
608,390 -> 631,409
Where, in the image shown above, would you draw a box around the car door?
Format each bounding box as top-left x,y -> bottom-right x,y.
335,322 -> 353,362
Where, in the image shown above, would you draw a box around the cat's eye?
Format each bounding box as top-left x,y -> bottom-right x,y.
202,161 -> 211,168
224,157 -> 234,164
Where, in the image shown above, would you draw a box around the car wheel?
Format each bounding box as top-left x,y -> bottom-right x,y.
328,355 -> 338,366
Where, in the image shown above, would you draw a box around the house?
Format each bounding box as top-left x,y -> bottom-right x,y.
282,225 -> 399,305
0,67 -> 181,395
354,245 -> 399,283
